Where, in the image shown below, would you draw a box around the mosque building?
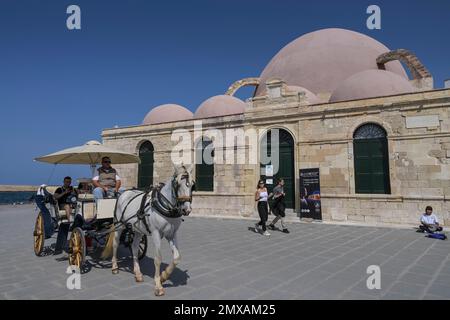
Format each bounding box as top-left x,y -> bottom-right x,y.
102,28 -> 450,227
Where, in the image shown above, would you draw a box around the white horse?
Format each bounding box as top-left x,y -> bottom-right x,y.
102,165 -> 194,296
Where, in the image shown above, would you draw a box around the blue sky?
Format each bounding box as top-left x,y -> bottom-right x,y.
0,0 -> 449,185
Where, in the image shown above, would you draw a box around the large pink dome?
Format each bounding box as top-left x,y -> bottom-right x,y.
255,28 -> 408,96
194,95 -> 246,119
329,70 -> 415,102
143,104 -> 193,125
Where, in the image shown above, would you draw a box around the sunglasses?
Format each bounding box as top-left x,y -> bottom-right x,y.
103,160 -> 111,163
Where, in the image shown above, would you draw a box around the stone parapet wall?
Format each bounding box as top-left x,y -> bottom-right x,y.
191,193 -> 254,217
321,194 -> 450,227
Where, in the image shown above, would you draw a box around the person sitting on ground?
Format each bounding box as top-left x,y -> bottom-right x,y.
268,178 -> 289,234
92,156 -> 125,200
419,206 -> 443,233
54,176 -> 77,221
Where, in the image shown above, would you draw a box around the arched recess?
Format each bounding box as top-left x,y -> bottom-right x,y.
138,141 -> 154,189
353,123 -> 391,194
259,128 -> 295,209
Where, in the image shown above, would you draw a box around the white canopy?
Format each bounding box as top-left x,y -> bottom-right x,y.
34,140 -> 141,165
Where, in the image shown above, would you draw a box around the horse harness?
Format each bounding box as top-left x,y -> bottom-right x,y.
115,174 -> 192,234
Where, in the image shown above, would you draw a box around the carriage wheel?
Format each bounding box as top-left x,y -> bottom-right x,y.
137,235 -> 148,260
33,212 -> 45,256
69,227 -> 85,271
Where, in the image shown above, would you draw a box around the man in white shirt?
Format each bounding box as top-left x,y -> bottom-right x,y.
92,157 -> 125,199
419,206 -> 443,233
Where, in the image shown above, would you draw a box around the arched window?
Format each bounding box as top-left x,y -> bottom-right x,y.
195,138 -> 214,191
138,141 -> 154,189
353,123 -> 390,194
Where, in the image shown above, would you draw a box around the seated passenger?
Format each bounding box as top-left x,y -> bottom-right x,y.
53,176 -> 77,255
419,206 -> 443,233
34,184 -> 55,239
54,176 -> 77,221
92,157 -> 125,200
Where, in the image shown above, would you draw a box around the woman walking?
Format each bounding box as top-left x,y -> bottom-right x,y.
268,178 -> 290,233
255,179 -> 270,236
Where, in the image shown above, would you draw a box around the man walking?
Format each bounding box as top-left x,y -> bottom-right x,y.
268,178 -> 290,233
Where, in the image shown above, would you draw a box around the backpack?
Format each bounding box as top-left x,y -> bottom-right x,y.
426,233 -> 447,240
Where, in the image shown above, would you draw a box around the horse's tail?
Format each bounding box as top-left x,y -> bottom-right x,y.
101,226 -> 115,260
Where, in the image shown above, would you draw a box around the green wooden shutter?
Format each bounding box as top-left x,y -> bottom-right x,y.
196,140 -> 214,191
354,125 -> 390,194
138,141 -> 154,189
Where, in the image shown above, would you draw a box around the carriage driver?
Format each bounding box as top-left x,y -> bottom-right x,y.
92,156 -> 125,199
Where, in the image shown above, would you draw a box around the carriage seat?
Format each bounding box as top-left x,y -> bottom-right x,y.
77,193 -> 95,201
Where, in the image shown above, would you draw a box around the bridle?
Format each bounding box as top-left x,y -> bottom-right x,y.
172,173 -> 193,203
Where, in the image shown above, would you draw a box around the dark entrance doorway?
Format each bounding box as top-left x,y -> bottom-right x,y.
138,141 -> 154,189
260,129 -> 295,209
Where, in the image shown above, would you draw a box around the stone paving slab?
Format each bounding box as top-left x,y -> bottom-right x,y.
0,204 -> 449,300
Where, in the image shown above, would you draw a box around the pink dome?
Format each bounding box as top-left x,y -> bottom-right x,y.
194,95 -> 246,119
143,104 -> 193,125
329,70 -> 415,102
255,28 -> 408,96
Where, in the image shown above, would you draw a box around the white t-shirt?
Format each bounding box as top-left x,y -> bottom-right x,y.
421,213 -> 439,225
258,190 -> 268,202
92,175 -> 121,181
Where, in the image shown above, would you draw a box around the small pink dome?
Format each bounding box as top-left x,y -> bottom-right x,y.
143,104 -> 193,125
329,70 -> 415,102
194,95 -> 246,119
285,85 -> 321,104
256,28 -> 408,96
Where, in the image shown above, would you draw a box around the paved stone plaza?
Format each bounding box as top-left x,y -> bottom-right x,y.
1,204 -> 449,300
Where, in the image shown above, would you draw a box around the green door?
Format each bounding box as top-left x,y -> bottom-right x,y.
195,139 -> 214,191
260,129 -> 295,209
138,141 -> 154,189
353,124 -> 390,194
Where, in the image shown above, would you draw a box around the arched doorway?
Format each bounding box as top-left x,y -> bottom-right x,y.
138,141 -> 154,189
353,123 -> 390,194
260,129 -> 295,209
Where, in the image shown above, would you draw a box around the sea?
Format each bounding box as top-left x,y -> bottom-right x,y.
0,191 -> 36,205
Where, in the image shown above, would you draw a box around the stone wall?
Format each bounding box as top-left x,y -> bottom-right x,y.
103,117 -> 257,218
294,90 -> 450,226
103,88 -> 450,227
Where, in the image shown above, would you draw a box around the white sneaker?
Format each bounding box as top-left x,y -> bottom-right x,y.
263,231 -> 271,236
254,223 -> 261,232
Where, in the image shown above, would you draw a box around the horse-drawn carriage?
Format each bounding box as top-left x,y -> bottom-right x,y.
33,140 -> 147,271
33,140 -> 194,296
33,188 -> 148,271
